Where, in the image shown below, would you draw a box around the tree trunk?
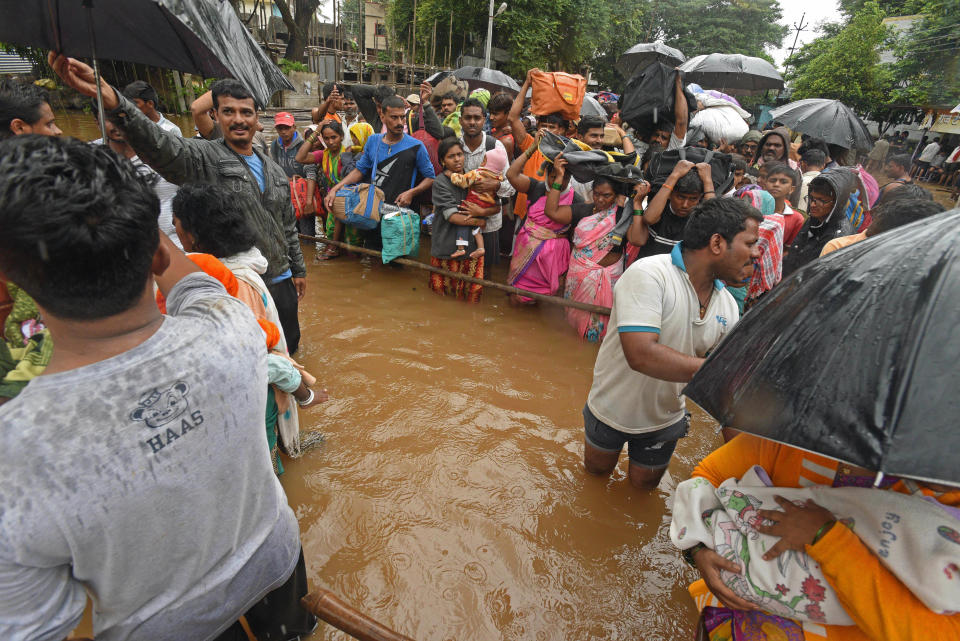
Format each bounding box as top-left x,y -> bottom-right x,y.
274,0 -> 320,62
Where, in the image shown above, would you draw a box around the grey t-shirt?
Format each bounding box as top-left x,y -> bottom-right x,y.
0,274 -> 300,641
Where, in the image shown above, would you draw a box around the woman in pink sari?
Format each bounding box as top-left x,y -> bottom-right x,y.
544,157 -> 650,341
505,136 -> 581,304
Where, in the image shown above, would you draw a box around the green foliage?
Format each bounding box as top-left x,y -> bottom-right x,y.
655,0 -> 788,60
0,43 -> 53,78
386,0 -> 787,91
889,0 -> 960,106
786,2 -> 895,113
278,58 -> 310,74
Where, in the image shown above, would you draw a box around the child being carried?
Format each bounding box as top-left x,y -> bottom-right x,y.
449,147 -> 508,259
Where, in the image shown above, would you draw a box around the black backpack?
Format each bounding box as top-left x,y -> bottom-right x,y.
644,146 -> 734,195
620,63 -> 699,140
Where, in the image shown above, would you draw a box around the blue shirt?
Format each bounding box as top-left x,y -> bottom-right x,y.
240,152 -> 266,192
354,134 -> 435,203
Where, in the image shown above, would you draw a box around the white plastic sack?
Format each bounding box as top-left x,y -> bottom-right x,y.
690,95 -> 750,144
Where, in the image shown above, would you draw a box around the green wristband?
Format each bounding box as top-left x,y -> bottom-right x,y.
551,182 -> 563,190
811,520 -> 836,545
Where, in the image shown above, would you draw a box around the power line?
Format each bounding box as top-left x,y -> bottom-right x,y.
785,12 -> 809,66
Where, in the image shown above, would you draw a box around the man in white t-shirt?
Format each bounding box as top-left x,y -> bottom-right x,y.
0,135 -> 314,641
122,81 -> 183,136
583,198 -> 761,489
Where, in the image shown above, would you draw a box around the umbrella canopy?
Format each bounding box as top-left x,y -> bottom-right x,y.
617,42 -> 686,78
683,209 -> 960,486
427,66 -> 520,94
581,94 -> 606,118
0,0 -> 293,107
678,53 -> 783,94
770,99 -> 875,151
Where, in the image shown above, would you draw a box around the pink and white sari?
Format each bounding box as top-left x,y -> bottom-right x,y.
563,205 -> 638,342
507,188 -> 574,298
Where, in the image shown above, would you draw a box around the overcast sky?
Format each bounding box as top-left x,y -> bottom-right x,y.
770,0 -> 843,67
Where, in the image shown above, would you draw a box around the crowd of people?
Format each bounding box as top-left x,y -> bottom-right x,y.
0,48 -> 958,641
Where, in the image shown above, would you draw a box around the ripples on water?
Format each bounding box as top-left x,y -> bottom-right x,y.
285,247 -> 723,640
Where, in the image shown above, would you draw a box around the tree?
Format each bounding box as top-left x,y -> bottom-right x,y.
890,0 -> 960,106
274,0 -> 322,63
786,2 -> 894,114
654,0 -> 788,61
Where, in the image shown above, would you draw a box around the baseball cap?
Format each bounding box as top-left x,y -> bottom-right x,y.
274,112 -> 295,127
406,94 -> 421,106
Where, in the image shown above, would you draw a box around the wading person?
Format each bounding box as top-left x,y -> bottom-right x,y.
634,159 -> 715,261
582,198 -> 760,489
752,127 -> 797,170
51,54 -> 307,354
270,112 -> 318,237
876,153 -> 914,205
459,97 -> 514,278
121,80 -> 182,136
0,79 -> 62,139
0,135 -> 316,641
323,95 -> 436,250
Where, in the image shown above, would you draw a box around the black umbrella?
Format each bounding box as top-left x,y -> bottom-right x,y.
683,209 -> 960,486
770,99 -> 874,151
0,0 -> 293,109
678,53 -> 783,94
427,66 -> 521,94
617,42 -> 686,78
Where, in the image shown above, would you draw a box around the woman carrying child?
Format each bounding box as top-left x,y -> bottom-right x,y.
429,138 -> 496,302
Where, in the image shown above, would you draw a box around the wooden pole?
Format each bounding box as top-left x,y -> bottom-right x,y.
300,234 -> 612,315
302,589 -> 415,641
411,0 -> 418,65
447,12 -> 453,68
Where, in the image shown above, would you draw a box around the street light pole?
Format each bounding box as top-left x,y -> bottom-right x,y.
484,0 -> 495,69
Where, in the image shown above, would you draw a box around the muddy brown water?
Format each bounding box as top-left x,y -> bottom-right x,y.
58,111 -> 721,640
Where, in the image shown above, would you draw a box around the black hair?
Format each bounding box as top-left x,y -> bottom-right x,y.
886,153 -> 912,170
461,98 -> 486,116
764,161 -> 798,186
731,157 -> 747,172
122,80 -> 160,110
488,92 -> 513,114
381,95 -> 407,112
0,135 -> 160,319
578,116 -> 605,136
319,120 -> 344,138
437,136 -> 464,163
211,79 -> 255,109
440,93 -> 458,104
881,183 -> 933,202
801,149 -> 827,167
826,144 -> 848,165
674,169 -> 704,195
372,85 -> 396,106
0,80 -> 49,140
745,165 -> 760,178
539,113 -> 569,128
172,183 -> 257,258
682,196 -> 762,249
651,119 -> 675,136
591,175 -> 618,192
868,198 -> 944,235
342,90 -> 355,101
321,82 -> 345,99
807,176 -> 836,199
798,136 -> 829,158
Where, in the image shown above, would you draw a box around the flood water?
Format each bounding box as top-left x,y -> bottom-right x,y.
57,110 -> 722,640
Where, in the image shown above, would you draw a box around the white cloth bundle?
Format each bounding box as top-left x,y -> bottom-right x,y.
670,466 -> 960,625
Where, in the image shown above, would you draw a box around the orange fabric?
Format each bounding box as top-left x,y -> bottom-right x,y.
513,133 -> 547,218
323,112 -> 341,123
820,232 -> 868,257
258,319 -> 281,349
234,280 -> 268,322
691,434 -> 960,641
156,254 -> 238,313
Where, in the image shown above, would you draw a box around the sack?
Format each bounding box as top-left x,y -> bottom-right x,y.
645,146 -> 734,195
530,71 -> 586,122
689,102 -> 750,147
289,176 -> 321,219
380,205 -> 421,263
620,63 -> 698,139
410,106 -> 441,174
332,183 -> 384,230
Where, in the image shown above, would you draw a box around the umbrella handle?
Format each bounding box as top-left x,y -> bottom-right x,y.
83,0 -> 108,144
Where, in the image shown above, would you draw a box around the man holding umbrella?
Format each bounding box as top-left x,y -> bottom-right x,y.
50,53 -> 308,354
